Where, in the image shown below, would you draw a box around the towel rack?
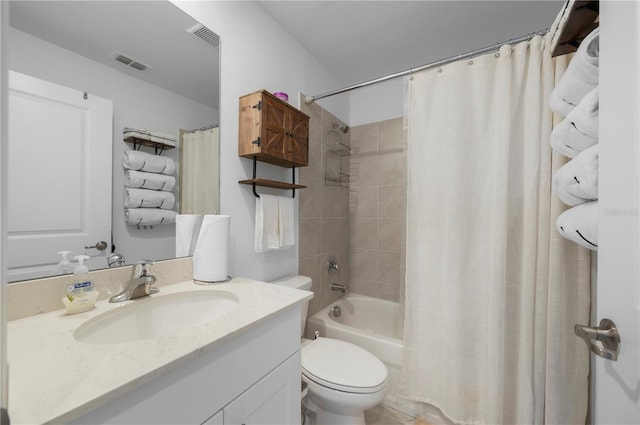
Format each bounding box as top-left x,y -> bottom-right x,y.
239,157 -> 306,198
551,0 -> 599,57
124,136 -> 175,155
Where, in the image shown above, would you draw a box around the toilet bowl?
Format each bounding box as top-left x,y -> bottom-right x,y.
270,275 -> 388,425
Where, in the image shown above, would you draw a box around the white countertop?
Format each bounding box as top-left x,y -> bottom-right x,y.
7,278 -> 312,425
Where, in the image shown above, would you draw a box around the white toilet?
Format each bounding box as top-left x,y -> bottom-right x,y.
271,275 -> 388,425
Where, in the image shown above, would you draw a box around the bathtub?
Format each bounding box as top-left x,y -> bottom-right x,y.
305,293 -> 417,417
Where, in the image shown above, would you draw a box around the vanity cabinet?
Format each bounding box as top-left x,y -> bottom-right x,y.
70,306 -> 302,425
238,90 -> 309,168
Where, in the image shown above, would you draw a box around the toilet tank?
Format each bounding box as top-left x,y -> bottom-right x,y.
269,275 -> 312,338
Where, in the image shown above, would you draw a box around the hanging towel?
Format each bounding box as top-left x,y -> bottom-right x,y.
124,188 -> 175,210
123,127 -> 176,148
124,170 -> 176,191
278,196 -> 295,248
125,208 -> 177,226
255,194 -> 280,252
550,87 -> 599,158
556,201 -> 598,250
123,150 -> 176,175
549,28 -> 599,117
553,144 -> 599,206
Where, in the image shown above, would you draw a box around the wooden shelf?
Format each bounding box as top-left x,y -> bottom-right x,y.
239,178 -> 306,190
551,0 -> 599,57
124,136 -> 175,153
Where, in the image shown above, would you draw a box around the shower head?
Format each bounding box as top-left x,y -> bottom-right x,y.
332,123 -> 349,134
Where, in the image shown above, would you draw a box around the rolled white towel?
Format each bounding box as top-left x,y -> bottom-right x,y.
549,28 -> 599,117
125,208 -> 177,226
550,87 -> 599,158
123,127 -> 176,148
553,144 -> 599,206
123,150 -> 176,175
124,188 -> 175,210
124,170 -> 176,191
556,201 -> 598,251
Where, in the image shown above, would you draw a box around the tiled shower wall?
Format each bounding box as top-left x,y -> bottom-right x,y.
349,118 -> 407,302
299,97 -> 350,316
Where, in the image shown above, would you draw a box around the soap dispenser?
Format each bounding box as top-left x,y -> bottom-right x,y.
62,255 -> 99,314
51,250 -> 74,276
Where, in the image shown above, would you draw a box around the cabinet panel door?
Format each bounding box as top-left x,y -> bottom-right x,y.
224,352 -> 301,425
288,109 -> 309,167
201,409 -> 223,425
261,96 -> 287,159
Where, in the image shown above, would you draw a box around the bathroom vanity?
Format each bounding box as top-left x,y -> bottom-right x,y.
7,278 -> 312,424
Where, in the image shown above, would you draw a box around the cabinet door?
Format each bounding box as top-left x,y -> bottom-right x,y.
287,108 -> 309,167
201,409 -> 223,425
261,95 -> 288,160
224,352 -> 301,425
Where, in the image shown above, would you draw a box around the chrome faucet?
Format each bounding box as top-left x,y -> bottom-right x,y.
330,283 -> 347,294
109,260 -> 158,303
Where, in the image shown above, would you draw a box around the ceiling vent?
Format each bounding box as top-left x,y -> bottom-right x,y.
187,23 -> 219,48
111,52 -> 151,72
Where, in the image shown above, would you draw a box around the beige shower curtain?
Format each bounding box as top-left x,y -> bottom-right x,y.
400,35 -> 591,424
179,127 -> 220,214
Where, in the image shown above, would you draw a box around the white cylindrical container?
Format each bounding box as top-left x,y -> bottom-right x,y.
175,214 -> 204,257
192,215 -> 231,283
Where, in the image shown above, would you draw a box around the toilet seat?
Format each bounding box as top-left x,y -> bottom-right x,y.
301,337 -> 387,394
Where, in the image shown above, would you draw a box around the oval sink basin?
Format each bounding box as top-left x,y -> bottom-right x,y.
74,290 -> 239,344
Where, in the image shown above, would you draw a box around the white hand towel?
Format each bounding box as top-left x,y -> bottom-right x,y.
549,28 -> 599,117
556,201 -> 598,251
255,194 -> 280,252
550,87 -> 599,158
124,188 -> 175,210
124,170 -> 176,191
553,144 -> 599,206
123,150 -> 176,175
123,127 -> 177,148
175,214 -> 204,257
278,196 -> 295,248
125,208 -> 177,226
192,215 -> 231,282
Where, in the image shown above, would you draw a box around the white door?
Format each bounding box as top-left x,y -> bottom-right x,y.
7,71 -> 112,281
590,1 -> 640,423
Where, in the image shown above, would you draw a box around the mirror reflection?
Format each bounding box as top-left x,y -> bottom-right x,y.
7,0 -> 220,282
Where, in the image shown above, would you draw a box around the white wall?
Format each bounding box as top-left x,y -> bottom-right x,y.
8,28 -> 218,268
172,1 -> 349,281
349,78 -> 404,127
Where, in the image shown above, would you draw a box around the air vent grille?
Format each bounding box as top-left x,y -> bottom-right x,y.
111,52 -> 151,72
187,23 -> 219,48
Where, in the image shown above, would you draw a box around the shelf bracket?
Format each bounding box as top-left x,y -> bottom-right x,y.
248,156 -> 297,198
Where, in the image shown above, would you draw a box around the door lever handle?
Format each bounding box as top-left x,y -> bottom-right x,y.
85,240 -> 108,251
574,318 -> 620,361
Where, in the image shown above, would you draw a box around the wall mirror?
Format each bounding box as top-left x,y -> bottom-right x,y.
6,0 -> 220,282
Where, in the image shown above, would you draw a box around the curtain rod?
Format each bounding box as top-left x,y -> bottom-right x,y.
305,28 -> 549,105
185,124 -> 218,133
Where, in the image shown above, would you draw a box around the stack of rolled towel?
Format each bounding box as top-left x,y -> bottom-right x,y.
549,28 -> 599,250
123,149 -> 177,227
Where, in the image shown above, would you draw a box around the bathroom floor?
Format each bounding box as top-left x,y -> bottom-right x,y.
364,405 -> 415,425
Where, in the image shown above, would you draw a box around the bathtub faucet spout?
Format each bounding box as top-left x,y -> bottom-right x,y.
331,283 -> 347,294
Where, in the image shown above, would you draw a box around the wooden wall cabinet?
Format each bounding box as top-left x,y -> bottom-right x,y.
239,90 -> 309,168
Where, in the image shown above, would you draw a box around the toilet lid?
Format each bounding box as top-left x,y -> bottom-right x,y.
301,337 -> 387,394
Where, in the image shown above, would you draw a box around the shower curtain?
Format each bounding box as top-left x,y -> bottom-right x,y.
179,127 -> 220,214
400,36 -> 591,424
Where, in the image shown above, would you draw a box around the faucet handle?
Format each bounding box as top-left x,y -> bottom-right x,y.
132,259 -> 155,278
